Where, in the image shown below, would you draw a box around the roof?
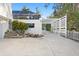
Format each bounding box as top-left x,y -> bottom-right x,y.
12,10 -> 35,15
12,10 -> 41,19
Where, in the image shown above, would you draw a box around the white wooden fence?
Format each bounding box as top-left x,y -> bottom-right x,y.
53,15 -> 67,37
67,31 -> 79,41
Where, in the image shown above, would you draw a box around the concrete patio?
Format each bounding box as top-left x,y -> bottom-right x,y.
0,31 -> 79,56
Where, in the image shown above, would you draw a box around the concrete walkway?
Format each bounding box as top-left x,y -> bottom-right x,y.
0,31 -> 79,56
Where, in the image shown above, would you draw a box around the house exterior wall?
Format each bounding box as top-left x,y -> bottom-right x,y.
0,3 -> 12,39
0,4 -> 7,17
42,18 -> 59,32
14,19 -> 42,34
0,21 -> 9,39
0,3 -> 12,20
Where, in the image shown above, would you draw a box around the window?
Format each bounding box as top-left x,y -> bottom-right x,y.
28,23 -> 34,28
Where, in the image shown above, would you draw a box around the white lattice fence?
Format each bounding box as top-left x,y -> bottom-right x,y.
59,15 -> 67,37
53,15 -> 67,37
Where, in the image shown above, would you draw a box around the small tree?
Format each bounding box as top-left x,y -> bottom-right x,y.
12,21 -> 18,31
12,21 -> 28,34
22,6 -> 30,12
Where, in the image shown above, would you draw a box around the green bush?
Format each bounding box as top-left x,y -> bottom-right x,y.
12,21 -> 28,34
46,24 -> 51,31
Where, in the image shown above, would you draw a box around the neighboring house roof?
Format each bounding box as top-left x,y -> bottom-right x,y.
12,10 -> 41,19
12,10 -> 35,15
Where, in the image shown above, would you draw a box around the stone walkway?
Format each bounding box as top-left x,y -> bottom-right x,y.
0,31 -> 79,56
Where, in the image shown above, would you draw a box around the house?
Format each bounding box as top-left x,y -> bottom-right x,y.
12,7 -> 42,34
0,3 -> 13,39
0,4 -> 42,39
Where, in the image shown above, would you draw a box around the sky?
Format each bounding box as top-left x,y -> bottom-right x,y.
12,3 -> 55,18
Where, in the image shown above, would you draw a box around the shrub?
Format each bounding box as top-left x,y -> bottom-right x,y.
12,21 -> 28,34
46,24 -> 51,31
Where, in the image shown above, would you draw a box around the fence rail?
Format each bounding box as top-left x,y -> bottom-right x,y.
67,31 -> 79,41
